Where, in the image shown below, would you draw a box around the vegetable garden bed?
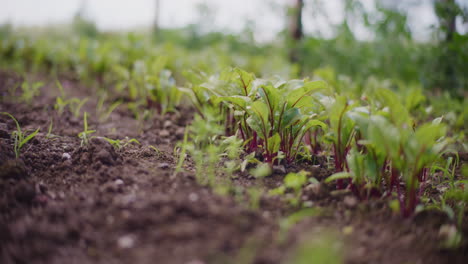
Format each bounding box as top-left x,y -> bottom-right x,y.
1,70 -> 467,264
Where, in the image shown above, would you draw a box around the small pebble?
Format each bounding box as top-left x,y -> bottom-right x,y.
273,165 -> 286,174
117,234 -> 135,249
185,260 -> 204,264
163,120 -> 172,128
114,179 -> 124,186
342,225 -> 354,235
58,191 -> 66,199
188,193 -> 199,202
175,127 -> 185,138
343,196 -> 358,208
159,130 -> 170,137
62,153 -> 71,160
305,183 -> 323,196
158,163 -> 170,169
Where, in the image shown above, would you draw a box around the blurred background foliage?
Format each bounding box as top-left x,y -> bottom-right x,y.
0,0 -> 467,97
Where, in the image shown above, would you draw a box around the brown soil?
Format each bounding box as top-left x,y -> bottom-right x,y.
1,71 -> 467,264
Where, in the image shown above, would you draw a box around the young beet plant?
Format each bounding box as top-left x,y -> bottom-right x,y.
326,113 -> 449,217
323,96 -> 356,189
392,119 -> 448,217
198,68 -> 328,164
248,81 -> 328,163
324,87 -> 450,217
112,59 -> 181,114
1,112 -> 40,159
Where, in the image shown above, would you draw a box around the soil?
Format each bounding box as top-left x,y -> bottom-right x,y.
1,70 -> 467,264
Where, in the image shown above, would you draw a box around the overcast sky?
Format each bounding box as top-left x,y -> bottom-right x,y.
0,0 -> 466,41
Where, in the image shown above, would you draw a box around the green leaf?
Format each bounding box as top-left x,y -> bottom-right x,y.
248,101 -> 269,122
375,88 -> 411,126
241,152 -> 258,172
367,115 -> 400,160
414,123 -> 446,147
234,68 -> 255,96
250,163 -> 272,178
246,116 -> 263,136
1,112 -> 21,134
269,186 -> 286,196
286,80 -> 327,108
432,116 -> 444,125
302,119 -> 328,132
280,107 -> 301,129
247,101 -> 270,138
324,172 -> 352,183
284,171 -> 309,189
309,177 -> 319,184
267,133 -> 281,154
18,128 -> 40,149
259,84 -> 281,112
327,96 -> 348,131
216,95 -> 251,110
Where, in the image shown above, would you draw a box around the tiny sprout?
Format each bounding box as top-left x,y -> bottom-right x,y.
101,137 -> 140,150
1,112 -> 40,159
78,112 -> 96,146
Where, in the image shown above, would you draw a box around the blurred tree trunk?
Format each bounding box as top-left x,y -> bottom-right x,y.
290,0 -> 304,41
154,0 -> 160,35
289,0 -> 304,72
444,0 -> 456,42
436,0 -> 457,42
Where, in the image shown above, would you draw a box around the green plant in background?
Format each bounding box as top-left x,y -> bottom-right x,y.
383,119 -> 448,217
78,112 -> 95,146
100,136 -> 140,150
54,81 -> 89,117
17,79 -> 44,104
112,58 -> 182,114
175,107 -> 225,185
277,208 -> 322,244
320,85 -> 452,216
98,99 -> 122,122
246,187 -> 263,210
326,112 -> 449,217
220,134 -> 244,176
287,229 -> 343,264
270,171 -> 310,206
1,112 -> 39,159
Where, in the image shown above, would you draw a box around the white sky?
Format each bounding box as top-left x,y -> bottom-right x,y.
0,0 -> 465,41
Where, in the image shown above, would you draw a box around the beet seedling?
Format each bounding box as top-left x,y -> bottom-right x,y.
326,114 -> 449,217
101,137 -> 140,150
99,100 -> 122,121
78,112 -> 95,146
112,59 -> 181,114
1,112 -> 39,159
55,97 -> 89,117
